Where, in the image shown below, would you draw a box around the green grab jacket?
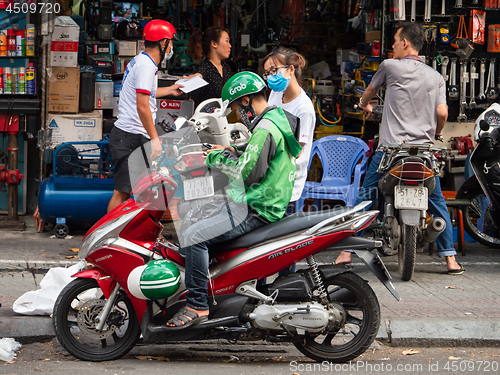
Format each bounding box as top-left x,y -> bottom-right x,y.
206,106 -> 302,222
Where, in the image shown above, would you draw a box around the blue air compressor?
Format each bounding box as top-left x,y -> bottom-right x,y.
38,141 -> 114,238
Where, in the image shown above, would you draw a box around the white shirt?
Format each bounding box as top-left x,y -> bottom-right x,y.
115,52 -> 158,137
268,89 -> 316,202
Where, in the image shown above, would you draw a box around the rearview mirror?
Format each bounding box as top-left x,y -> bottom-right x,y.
480,119 -> 490,132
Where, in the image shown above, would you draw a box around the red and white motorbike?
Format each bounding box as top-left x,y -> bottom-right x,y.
53,109 -> 399,364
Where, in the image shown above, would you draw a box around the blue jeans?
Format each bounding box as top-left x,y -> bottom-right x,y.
181,201 -> 268,310
355,151 -> 456,257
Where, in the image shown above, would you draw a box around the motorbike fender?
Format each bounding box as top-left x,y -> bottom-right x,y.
72,268 -> 115,298
72,267 -> 148,323
399,209 -> 420,226
456,176 -> 481,199
353,250 -> 400,301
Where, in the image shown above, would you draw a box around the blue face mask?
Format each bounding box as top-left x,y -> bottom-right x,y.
267,71 -> 291,92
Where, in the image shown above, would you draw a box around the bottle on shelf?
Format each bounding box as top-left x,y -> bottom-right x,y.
12,67 -> 17,93
0,31 -> 6,56
4,67 -> 12,94
26,24 -> 35,56
16,29 -> 24,56
26,63 -> 35,94
18,67 -> 25,94
7,29 -> 15,56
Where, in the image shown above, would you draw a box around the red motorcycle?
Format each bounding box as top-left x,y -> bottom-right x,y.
52,132 -> 399,364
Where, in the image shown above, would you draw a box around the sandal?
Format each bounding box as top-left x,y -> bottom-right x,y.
165,306 -> 208,330
448,263 -> 465,275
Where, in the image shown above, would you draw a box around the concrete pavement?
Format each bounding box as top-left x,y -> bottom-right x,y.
1,216 -> 500,346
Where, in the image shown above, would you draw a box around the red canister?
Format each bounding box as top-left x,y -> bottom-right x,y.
7,29 -> 16,56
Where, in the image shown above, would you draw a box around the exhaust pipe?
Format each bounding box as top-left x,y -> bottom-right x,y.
421,217 -> 446,244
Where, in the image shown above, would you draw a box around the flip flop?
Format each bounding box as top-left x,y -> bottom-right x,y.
448,263 -> 465,275
165,306 -> 208,330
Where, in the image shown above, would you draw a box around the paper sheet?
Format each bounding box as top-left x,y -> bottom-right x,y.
175,76 -> 209,93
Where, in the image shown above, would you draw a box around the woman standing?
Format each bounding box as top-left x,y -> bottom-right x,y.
262,47 -> 316,210
188,27 -> 233,107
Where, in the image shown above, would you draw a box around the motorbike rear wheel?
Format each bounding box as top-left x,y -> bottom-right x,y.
398,224 -> 417,281
462,191 -> 500,249
53,278 -> 141,362
293,272 -> 380,363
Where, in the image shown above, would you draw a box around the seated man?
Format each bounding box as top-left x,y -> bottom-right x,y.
166,71 -> 302,329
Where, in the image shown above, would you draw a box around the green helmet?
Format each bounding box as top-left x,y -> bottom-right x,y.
127,260 -> 181,300
222,71 -> 267,105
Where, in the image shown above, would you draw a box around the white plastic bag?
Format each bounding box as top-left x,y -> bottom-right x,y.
13,261 -> 85,316
0,338 -> 22,362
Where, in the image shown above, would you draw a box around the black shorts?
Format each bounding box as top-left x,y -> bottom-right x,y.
109,126 -> 150,194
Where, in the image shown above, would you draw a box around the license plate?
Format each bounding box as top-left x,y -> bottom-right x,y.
394,186 -> 428,210
183,176 -> 214,201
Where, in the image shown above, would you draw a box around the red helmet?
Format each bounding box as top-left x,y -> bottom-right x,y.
143,20 -> 179,42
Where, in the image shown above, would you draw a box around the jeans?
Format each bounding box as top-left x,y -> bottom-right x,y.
181,201 -> 268,310
354,151 -> 456,257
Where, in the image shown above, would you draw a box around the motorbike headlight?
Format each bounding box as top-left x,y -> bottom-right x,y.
79,209 -> 141,260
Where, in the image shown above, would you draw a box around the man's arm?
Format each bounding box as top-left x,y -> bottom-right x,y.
156,84 -> 184,98
435,103 -> 448,137
137,93 -> 161,159
357,82 -> 381,119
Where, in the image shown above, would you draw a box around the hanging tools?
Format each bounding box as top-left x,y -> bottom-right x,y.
439,55 -> 449,80
451,15 -> 474,60
424,0 -> 432,22
457,59 -> 468,123
479,58 -> 487,100
448,58 -> 459,100
486,59 -> 497,101
469,59 -> 477,109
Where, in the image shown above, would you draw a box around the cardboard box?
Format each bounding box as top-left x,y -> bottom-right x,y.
50,51 -> 78,67
50,16 -> 80,67
113,97 -> 120,118
47,110 -> 103,146
84,41 -> 115,55
156,99 -> 195,127
90,56 -> 113,81
95,81 -> 114,109
365,31 -> 381,43
137,40 -> 145,54
115,40 -> 137,56
336,49 -> 351,66
52,16 -> 80,42
48,67 -> 80,113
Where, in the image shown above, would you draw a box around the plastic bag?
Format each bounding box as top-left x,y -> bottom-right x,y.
12,261 -> 85,316
0,338 -> 22,362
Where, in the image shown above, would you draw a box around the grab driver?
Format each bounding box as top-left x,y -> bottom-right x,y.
166,72 -> 302,329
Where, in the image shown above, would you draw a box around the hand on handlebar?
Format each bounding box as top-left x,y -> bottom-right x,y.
206,144 -> 238,156
356,102 -> 373,119
150,137 -> 163,160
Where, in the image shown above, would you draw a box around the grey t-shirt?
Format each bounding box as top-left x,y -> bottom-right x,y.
371,56 -> 446,146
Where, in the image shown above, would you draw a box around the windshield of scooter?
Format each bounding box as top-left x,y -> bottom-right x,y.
126,113 -> 249,249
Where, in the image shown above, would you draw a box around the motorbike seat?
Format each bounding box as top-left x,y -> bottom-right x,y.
211,206 -> 351,253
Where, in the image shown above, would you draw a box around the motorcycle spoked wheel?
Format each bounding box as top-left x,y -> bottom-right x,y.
53,278 -> 141,362
463,191 -> 500,249
293,272 -> 380,363
398,224 -> 417,281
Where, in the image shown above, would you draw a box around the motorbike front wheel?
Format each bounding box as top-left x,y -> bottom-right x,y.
293,272 -> 380,363
398,224 -> 417,281
53,278 -> 141,362
462,191 -> 500,249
